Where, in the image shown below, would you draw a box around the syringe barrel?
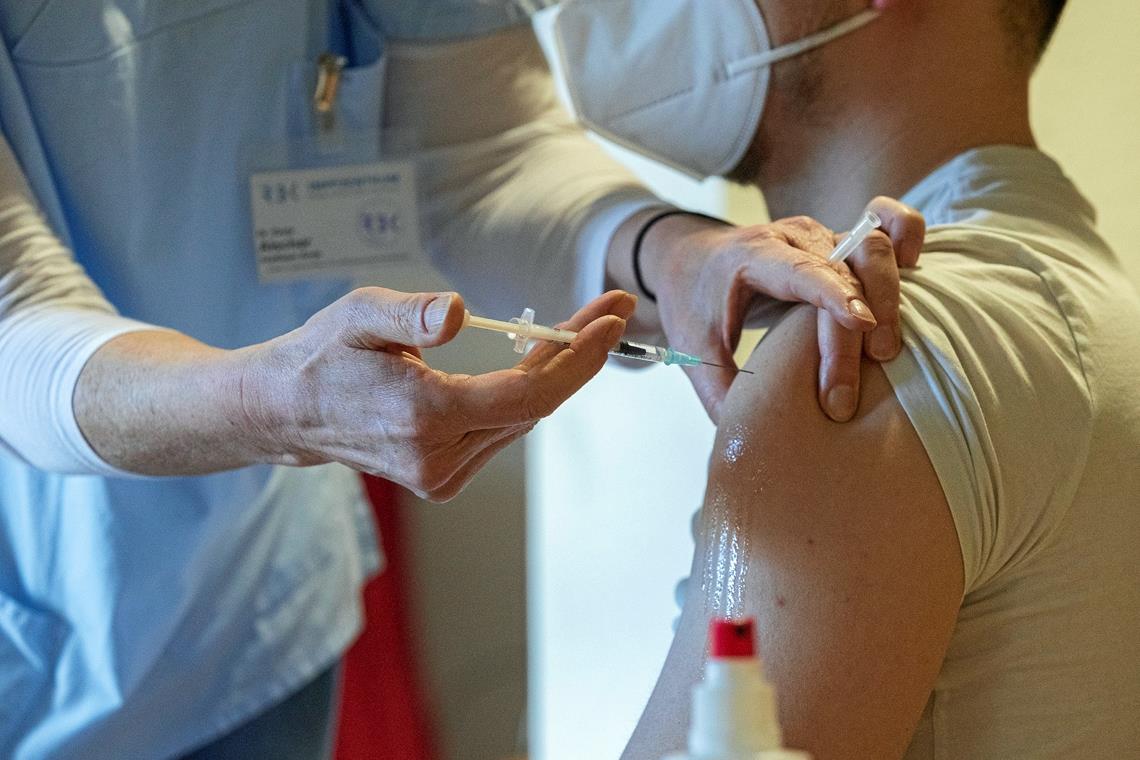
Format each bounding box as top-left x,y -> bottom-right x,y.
611,340 -> 668,364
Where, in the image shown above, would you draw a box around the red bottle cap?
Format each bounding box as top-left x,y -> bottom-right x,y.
709,618 -> 757,658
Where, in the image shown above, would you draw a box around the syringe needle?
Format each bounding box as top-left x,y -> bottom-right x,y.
700,361 -> 755,375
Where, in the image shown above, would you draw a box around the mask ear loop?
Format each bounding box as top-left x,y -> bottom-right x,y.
723,9 -> 880,78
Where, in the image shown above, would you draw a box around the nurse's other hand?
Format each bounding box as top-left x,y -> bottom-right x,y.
240,287 -> 635,502
643,197 -> 924,423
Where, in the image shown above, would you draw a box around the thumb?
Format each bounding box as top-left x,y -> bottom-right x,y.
350,288 -> 466,348
684,349 -> 736,424
414,291 -> 466,347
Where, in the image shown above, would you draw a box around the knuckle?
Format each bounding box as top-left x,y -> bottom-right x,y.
329,289 -> 371,333
341,287 -> 385,321
340,286 -> 373,309
789,257 -> 833,279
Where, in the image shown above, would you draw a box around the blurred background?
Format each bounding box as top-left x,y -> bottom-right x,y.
366,2 -> 1140,759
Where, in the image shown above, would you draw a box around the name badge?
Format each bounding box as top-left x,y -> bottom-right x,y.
249,161 -> 422,282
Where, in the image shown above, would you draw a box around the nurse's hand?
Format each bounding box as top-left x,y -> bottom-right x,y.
633,197 -> 924,423
240,288 -> 635,502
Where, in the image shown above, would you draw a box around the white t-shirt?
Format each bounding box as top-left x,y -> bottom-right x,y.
887,146 -> 1140,758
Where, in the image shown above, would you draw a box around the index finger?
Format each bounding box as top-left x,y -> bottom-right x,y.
737,240 -> 877,332
442,311 -> 627,429
521,289 -> 637,370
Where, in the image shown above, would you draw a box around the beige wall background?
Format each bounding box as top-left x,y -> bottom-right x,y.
1031,0 -> 1140,280
405,3 -> 1140,759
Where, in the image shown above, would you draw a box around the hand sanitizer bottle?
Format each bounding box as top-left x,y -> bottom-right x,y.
663,618 -> 811,760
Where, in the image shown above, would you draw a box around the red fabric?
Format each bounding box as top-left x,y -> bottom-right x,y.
334,477 -> 437,760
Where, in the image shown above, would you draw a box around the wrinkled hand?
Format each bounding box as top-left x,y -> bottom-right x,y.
241,287 -> 636,501
648,197 -> 924,422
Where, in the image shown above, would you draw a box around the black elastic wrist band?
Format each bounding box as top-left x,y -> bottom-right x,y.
632,209 -> 727,303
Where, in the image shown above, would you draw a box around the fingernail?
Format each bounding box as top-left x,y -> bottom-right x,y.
424,294 -> 453,332
826,386 -> 857,421
848,298 -> 876,325
870,325 -> 898,360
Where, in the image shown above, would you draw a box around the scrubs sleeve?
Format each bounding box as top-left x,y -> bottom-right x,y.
0,131 -> 161,476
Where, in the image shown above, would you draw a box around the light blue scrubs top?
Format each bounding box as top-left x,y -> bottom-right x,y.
0,2 -> 551,757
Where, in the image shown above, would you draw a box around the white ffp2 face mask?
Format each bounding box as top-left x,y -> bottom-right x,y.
553,0 -> 879,179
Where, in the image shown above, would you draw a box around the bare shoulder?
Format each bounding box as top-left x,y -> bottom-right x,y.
663,305 -> 964,759
624,305 -> 966,760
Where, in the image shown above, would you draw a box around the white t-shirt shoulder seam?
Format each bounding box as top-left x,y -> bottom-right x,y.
883,225 -> 1094,594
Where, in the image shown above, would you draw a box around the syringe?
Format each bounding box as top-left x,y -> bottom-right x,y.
828,209 -> 883,264
463,308 -> 754,373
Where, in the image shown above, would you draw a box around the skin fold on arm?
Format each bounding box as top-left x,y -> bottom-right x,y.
623,305 -> 964,760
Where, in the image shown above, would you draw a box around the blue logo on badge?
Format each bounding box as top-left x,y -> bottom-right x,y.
357,201 -> 402,250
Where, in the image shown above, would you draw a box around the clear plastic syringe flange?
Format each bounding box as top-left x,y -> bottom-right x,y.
509,308 -> 535,354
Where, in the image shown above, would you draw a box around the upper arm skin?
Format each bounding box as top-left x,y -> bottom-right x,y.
623,305 -> 964,760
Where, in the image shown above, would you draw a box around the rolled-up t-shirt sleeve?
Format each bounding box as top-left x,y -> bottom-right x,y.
0,133 -> 160,475
882,232 -> 1094,594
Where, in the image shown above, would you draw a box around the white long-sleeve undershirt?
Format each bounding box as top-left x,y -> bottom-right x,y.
0,135 -> 158,475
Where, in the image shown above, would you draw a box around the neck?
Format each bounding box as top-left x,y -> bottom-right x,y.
753,50 -> 1036,229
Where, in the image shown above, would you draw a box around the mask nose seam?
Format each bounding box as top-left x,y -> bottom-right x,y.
606,83 -> 701,126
